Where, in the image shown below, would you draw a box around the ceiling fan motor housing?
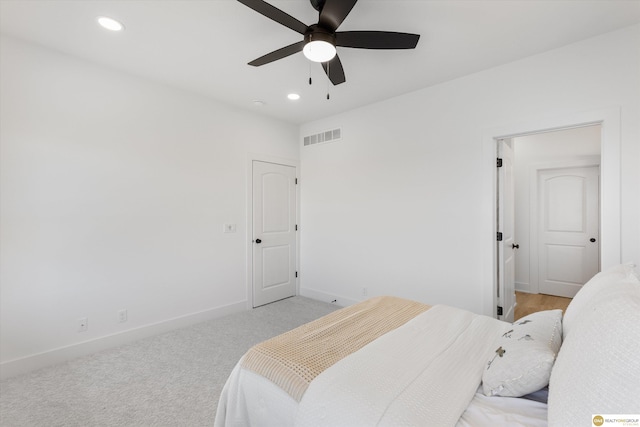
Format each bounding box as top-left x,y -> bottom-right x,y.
304,25 -> 336,46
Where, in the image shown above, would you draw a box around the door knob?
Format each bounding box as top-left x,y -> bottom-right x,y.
255,238 -> 262,244
512,243 -> 520,249
590,238 -> 596,242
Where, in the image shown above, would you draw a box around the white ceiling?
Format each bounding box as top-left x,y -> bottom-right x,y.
1,0 -> 639,124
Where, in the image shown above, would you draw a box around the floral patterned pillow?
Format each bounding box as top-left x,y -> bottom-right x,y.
482,309 -> 563,397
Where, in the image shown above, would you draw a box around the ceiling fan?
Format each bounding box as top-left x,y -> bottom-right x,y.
237,0 -> 420,85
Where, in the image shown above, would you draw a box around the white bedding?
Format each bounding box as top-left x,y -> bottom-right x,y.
457,386 -> 548,427
294,305 -> 506,426
215,305 -> 548,427
215,372 -> 548,427
215,365 -> 299,427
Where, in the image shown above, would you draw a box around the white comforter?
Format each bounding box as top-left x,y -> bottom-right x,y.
215,305 -> 508,426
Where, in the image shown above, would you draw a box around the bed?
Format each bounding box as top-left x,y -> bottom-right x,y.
215,264 -> 640,426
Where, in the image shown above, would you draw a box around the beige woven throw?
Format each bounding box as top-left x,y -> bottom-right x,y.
241,296 -> 430,401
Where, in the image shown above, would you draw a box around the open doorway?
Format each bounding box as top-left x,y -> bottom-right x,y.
485,107 -> 621,322
510,125 -> 601,319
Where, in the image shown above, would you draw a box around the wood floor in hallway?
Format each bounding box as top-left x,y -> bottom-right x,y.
514,291 -> 572,320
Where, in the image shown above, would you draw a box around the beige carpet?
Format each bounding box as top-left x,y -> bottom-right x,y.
0,297 -> 338,427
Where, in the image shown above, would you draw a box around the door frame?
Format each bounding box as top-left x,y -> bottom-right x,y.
246,153 -> 300,310
529,157 -> 601,295
482,107 -> 621,318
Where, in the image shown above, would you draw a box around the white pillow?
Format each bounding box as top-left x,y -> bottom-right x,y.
562,262 -> 638,339
482,309 -> 562,397
548,279 -> 640,426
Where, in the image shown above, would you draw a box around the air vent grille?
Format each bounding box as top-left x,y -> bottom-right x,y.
303,128 -> 341,146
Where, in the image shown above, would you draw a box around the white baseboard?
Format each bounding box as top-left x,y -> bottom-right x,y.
515,281 -> 531,293
0,300 -> 247,380
299,287 -> 359,307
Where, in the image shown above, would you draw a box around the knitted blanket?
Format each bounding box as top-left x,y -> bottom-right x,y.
241,296 -> 430,401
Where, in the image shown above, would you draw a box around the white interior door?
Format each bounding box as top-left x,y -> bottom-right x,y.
538,166 -> 599,297
497,140 -> 516,322
252,161 -> 297,307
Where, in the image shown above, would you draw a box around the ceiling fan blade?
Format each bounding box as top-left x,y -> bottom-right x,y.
336,31 -> 420,49
318,0 -> 358,32
237,0 -> 308,34
321,54 -> 346,85
248,41 -> 305,66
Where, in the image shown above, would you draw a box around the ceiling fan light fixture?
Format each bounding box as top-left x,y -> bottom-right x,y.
303,40 -> 336,63
303,30 -> 336,63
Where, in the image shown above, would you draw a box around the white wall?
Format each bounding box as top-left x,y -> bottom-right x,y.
299,25 -> 640,313
0,36 -> 298,376
513,126 -> 601,293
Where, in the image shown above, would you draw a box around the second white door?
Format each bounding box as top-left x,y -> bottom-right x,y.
252,161 -> 297,307
498,140 -> 516,322
538,166 -> 600,298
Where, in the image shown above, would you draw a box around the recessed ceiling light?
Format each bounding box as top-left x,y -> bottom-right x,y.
97,16 -> 125,32
287,93 -> 300,101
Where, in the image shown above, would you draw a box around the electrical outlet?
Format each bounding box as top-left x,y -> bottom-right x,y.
78,317 -> 88,332
362,287 -> 368,297
118,309 -> 128,323
223,223 -> 236,233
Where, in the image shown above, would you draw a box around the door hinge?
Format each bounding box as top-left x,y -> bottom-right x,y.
497,306 -> 503,316
295,271 -> 298,278
497,158 -> 503,168
497,232 -> 503,241
295,178 -> 298,184
295,224 -> 298,231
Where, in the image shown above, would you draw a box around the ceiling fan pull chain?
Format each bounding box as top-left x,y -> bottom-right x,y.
326,62 -> 331,100
309,63 -> 313,85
